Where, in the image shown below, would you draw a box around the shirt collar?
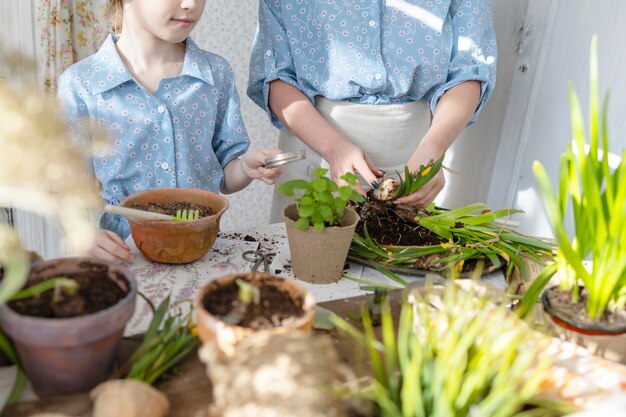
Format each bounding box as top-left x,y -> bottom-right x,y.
90,35 -> 214,95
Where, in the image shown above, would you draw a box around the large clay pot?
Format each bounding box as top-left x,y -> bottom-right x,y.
0,257 -> 136,396
284,203 -> 359,284
195,272 -> 316,355
120,188 -> 229,264
541,286 -> 626,364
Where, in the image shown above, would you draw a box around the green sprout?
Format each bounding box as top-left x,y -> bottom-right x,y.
277,168 -> 364,231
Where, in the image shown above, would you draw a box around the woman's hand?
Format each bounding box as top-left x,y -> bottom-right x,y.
394,141 -> 446,208
324,140 -> 380,194
89,229 -> 134,263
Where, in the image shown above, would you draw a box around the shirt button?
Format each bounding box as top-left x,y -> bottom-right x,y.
161,162 -> 169,170
265,50 -> 272,58
374,73 -> 382,80
157,105 -> 165,113
369,20 -> 376,27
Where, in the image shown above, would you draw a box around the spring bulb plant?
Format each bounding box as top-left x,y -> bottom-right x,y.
277,167 -> 364,231
332,282 -> 574,417
519,36 -> 626,321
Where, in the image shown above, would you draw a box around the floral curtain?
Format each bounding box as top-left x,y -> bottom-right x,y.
37,0 -> 107,94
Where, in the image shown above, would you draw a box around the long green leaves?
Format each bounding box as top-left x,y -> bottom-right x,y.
527,36 -> 626,320
351,204 -> 555,278
332,285 -> 573,417
117,296 -> 199,384
391,156 -> 445,200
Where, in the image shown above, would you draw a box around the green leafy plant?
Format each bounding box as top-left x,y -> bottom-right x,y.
116,296 -> 199,384
277,168 -> 364,231
351,202 -> 555,278
333,283 -> 574,417
393,156 -> 445,200
519,36 -> 626,320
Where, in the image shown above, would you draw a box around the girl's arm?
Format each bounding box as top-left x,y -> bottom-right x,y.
395,80 -> 481,207
268,80 -> 379,191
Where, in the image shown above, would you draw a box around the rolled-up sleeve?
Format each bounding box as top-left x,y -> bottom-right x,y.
247,0 -> 301,129
214,65 -> 250,189
428,0 -> 497,124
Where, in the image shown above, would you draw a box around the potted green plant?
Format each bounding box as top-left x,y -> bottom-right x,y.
119,187 -> 229,264
278,168 -> 363,284
333,283 -> 575,417
519,36 -> 626,363
195,272 -> 316,355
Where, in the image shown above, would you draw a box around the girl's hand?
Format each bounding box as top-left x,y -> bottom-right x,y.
89,229 -> 134,263
241,149 -> 283,184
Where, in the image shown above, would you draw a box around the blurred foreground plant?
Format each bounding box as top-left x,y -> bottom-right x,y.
115,296 -> 199,384
332,282 -> 574,417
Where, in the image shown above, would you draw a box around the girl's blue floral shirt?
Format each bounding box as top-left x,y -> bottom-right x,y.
248,0 -> 497,128
58,35 -> 249,238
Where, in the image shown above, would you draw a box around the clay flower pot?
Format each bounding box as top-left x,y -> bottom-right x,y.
541,286 -> 626,363
284,203 -> 359,284
195,272 -> 316,355
0,257 -> 136,396
120,188 -> 229,264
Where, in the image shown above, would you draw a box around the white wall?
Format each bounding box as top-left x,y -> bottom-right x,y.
488,0 -> 626,238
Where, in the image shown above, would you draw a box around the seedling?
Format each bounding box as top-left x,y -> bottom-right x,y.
277,168 -> 364,231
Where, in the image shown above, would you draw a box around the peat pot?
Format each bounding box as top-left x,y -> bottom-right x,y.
195,272 -> 316,355
541,286 -> 626,364
0,257 -> 136,396
283,203 -> 359,284
120,188 -> 229,264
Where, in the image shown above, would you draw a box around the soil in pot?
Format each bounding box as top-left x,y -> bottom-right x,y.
8,264 -> 127,318
543,286 -> 626,333
202,277 -> 305,329
132,202 -> 213,218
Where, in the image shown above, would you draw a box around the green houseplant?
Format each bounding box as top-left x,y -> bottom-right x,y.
278,168 -> 363,284
519,36 -> 626,363
332,282 -> 574,417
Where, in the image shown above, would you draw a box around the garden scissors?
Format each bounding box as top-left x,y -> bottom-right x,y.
242,250 -> 276,273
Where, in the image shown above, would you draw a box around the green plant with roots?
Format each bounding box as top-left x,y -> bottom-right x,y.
277,168 -> 364,231
518,36 -> 626,320
332,282 -> 574,417
351,202 -> 555,278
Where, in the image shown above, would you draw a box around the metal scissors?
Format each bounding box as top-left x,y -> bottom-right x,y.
242,250 -> 276,273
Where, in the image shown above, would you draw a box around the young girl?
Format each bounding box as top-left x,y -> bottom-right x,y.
58,0 -> 282,262
248,0 -> 497,223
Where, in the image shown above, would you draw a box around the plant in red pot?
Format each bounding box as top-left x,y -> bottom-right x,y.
0,257 -> 136,396
520,36 -> 626,363
195,272 -> 316,355
119,188 -> 229,264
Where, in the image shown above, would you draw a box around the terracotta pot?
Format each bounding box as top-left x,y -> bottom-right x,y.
195,272 -> 316,355
120,188 -> 229,264
284,203 -> 359,284
541,287 -> 626,364
0,257 -> 136,396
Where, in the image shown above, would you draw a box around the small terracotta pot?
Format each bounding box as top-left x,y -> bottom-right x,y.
541,287 -> 626,364
120,188 -> 229,264
284,203 -> 359,284
0,257 -> 136,396
195,272 -> 316,355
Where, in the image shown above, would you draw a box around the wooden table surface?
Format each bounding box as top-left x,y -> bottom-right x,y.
2,292 -> 392,417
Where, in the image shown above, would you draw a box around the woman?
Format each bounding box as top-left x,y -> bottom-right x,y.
248,0 -> 496,222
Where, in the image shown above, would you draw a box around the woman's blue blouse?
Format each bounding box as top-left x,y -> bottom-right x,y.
248,0 -> 497,129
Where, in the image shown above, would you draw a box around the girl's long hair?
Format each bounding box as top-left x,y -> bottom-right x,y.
105,0 -> 123,33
